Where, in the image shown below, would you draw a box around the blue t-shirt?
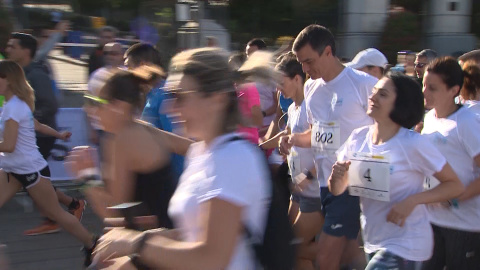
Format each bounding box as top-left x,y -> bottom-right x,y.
279,94 -> 293,122
141,81 -> 184,179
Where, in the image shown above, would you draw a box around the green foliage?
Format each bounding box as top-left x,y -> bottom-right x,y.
379,11 -> 421,64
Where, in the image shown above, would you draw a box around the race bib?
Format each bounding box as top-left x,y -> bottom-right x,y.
287,149 -> 302,178
424,175 -> 440,190
311,121 -> 340,154
348,152 -> 390,202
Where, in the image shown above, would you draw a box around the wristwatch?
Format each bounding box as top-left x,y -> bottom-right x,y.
302,168 -> 314,180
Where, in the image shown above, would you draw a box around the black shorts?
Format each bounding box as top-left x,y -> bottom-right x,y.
320,187 -> 361,240
422,224 -> 480,270
8,166 -> 51,189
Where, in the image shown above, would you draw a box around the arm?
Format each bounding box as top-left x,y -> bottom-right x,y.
34,21 -> 69,63
0,120 -> 19,153
141,122 -> 194,156
260,128 -> 289,150
328,161 -> 351,196
262,99 -> 283,142
279,128 -> 312,155
251,105 -> 263,128
387,163 -> 464,227
34,119 -> 70,140
457,154 -> 480,202
95,199 -> 243,270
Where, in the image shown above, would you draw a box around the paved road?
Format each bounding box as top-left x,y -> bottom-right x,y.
0,190 -> 103,270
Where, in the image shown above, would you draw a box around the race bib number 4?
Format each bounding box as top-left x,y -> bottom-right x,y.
348,152 -> 390,202
311,121 -> 340,153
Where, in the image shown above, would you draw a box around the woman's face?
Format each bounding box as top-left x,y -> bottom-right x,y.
172,74 -> 221,140
94,94 -> 125,134
423,71 -> 458,110
277,75 -> 298,100
367,77 -> 397,123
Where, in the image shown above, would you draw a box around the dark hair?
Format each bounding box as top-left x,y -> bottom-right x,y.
100,71 -> 150,110
293,24 -> 336,56
416,49 -> 437,63
366,65 -> 385,76
461,60 -> 480,101
125,43 -> 163,68
247,38 -> 267,50
426,57 -> 464,92
276,52 -> 306,81
385,72 -> 425,129
11,33 -> 37,59
458,49 -> 480,64
31,24 -> 52,39
228,52 -> 246,71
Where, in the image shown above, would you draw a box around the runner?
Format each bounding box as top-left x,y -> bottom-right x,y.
329,72 -> 464,269
67,69 -> 178,230
261,51 -> 322,270
89,47 -> 273,270
0,60 -> 97,267
458,60 -> 480,115
421,56 -> 480,269
279,24 -> 378,269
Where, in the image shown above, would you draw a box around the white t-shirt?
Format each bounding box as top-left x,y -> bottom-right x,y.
422,106 -> 480,232
338,126 -> 446,261
304,67 -> 377,186
256,82 -> 277,126
0,96 -> 47,174
464,100 -> 480,116
287,101 -> 320,198
168,133 -> 270,270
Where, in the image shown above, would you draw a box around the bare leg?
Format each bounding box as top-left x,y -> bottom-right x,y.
316,233 -> 349,270
294,211 -> 324,270
0,170 -> 22,208
56,189 -> 75,207
26,176 -> 94,247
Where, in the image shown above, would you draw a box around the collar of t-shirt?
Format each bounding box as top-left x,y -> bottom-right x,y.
199,132 -> 242,153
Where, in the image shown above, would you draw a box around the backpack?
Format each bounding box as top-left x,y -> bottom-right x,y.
227,136 -> 297,270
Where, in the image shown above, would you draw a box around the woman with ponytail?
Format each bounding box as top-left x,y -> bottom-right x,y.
459,60 -> 480,114
90,48 -> 279,269
0,60 -> 97,266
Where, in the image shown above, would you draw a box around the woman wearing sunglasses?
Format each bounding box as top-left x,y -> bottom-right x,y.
88,48 -> 278,269
0,60 -> 97,266
69,68 -> 182,233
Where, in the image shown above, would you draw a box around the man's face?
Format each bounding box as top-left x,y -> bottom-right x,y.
414,56 -> 429,79
295,44 -> 326,80
99,31 -> 116,47
245,44 -> 258,58
5,39 -> 28,63
104,44 -> 123,67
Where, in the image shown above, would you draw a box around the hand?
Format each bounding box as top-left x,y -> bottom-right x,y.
65,146 -> 98,178
89,128 -> 99,145
331,161 -> 351,182
293,173 -> 310,192
386,198 -> 417,227
279,135 -> 294,155
93,228 -> 143,264
59,131 -> 72,141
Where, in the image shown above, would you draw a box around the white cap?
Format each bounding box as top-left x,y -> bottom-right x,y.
346,48 -> 388,69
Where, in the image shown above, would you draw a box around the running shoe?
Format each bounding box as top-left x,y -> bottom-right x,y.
69,199 -> 87,222
23,220 -> 61,236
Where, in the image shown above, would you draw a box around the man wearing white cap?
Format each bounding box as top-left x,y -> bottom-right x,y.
347,48 -> 388,79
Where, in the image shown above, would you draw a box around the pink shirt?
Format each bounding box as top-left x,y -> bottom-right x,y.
237,83 -> 260,144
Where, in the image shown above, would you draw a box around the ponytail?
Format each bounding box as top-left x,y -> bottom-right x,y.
461,60 -> 480,101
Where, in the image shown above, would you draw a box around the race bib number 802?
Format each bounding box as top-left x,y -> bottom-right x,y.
311,121 -> 340,154
348,152 -> 390,202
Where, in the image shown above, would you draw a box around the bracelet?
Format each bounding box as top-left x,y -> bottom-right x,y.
77,167 -> 101,181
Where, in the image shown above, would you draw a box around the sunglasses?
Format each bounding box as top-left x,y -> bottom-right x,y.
168,89 -> 200,104
84,94 -> 109,107
414,63 -> 427,68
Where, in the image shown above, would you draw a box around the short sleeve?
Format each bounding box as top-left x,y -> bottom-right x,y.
2,100 -> 27,124
336,129 -> 359,162
245,84 -> 261,108
411,136 -> 447,176
458,114 -> 480,159
197,145 -> 266,207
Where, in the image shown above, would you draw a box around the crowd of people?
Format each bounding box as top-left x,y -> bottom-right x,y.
0,20 -> 480,270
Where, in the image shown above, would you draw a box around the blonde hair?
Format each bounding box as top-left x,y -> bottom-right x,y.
0,60 -> 35,111
169,47 -> 279,133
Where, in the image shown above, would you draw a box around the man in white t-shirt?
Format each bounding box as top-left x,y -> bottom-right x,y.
279,24 -> 378,269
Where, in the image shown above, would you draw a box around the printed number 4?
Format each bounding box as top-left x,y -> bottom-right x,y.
363,168 -> 372,182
